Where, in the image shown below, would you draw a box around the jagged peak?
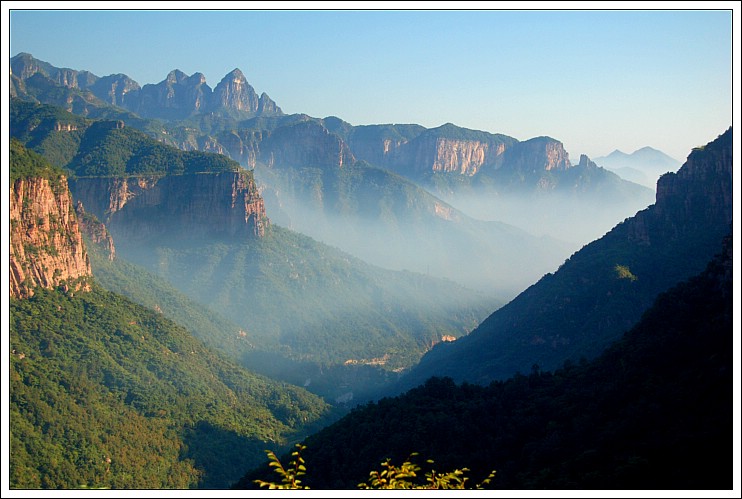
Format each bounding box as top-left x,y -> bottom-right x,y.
12,51 -> 35,61
223,68 -> 246,82
577,154 -> 598,168
188,72 -> 207,85
165,69 -> 188,84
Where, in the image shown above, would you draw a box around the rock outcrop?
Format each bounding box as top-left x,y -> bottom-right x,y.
500,136 -> 572,174
69,171 -> 269,242
75,201 -> 116,261
10,176 -> 92,298
134,70 -> 212,119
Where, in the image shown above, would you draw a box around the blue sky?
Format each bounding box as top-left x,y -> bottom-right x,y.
4,4 -> 737,162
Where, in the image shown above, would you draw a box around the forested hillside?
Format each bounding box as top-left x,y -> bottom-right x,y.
10,285 -> 333,488
237,231 -> 732,489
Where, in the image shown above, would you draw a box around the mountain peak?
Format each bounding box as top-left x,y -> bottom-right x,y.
165,69 -> 188,83
606,149 -> 629,158
224,68 -> 246,81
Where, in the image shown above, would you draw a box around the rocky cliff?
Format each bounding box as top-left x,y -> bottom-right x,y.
499,136 -> 572,174
630,128 -> 733,243
346,123 -> 514,177
134,70 -> 212,120
210,69 -> 281,116
10,176 -> 92,299
69,171 -> 268,242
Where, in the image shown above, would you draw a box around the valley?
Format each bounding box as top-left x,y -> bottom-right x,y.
7,51 -> 734,491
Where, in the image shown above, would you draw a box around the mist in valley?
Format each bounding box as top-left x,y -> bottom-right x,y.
253,163 -> 577,303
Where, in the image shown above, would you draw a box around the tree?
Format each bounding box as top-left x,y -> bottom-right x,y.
254,444 -> 496,490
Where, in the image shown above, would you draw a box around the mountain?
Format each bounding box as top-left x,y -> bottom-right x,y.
9,141 -> 334,488
398,127 -> 732,389
237,229 -> 732,489
10,100 -> 495,404
11,54 -> 651,277
326,120 -> 655,246
11,52 -> 283,121
249,119 -> 569,297
594,146 -> 681,189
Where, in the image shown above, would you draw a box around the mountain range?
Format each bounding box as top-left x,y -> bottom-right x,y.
8,52 -> 733,490
10,53 -> 655,277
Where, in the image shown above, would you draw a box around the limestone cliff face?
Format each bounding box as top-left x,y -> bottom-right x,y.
500,136 -> 572,174
387,135 -> 504,175
69,171 -> 268,242
346,125 -> 513,177
431,138 -> 505,175
10,176 -> 92,299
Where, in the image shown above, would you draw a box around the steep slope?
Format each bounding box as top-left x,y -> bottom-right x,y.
8,142 -> 334,488
238,230 -> 732,489
400,127 -> 732,388
10,285 -> 333,489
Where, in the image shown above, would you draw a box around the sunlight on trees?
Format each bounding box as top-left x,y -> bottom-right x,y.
254,444 -> 496,490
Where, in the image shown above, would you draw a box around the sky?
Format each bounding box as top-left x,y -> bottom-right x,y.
3,2 -> 737,163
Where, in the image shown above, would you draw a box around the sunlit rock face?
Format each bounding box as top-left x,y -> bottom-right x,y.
10,176 -> 92,299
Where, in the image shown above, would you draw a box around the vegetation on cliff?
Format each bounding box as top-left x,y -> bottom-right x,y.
10,137 -> 66,184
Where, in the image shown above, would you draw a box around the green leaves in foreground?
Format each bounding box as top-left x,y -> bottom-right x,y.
254,444 -> 309,490
255,444 -> 496,490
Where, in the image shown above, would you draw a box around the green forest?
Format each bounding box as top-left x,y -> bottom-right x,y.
10,284 -> 334,488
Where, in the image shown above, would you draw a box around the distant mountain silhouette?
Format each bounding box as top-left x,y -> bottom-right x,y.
594,146 -> 681,189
